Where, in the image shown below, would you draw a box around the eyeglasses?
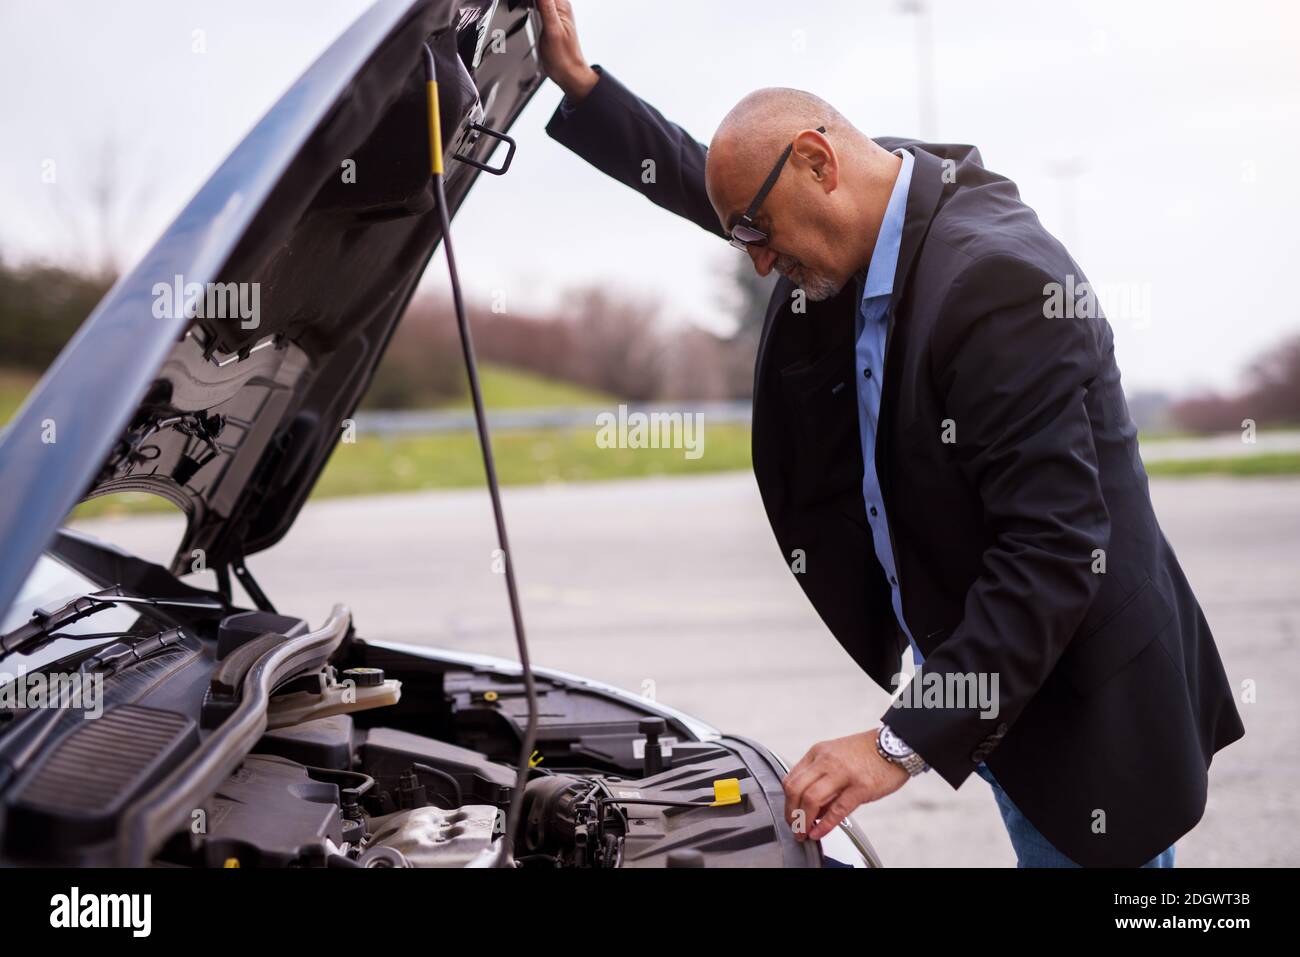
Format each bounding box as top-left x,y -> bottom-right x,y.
728,126 -> 827,251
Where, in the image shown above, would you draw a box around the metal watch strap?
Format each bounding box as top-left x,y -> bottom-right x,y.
877,726 -> 929,776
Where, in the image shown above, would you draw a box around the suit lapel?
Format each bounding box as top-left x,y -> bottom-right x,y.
892,147 -> 947,313
875,146 -> 947,492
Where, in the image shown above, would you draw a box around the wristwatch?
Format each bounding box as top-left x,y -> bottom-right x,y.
876,724 -> 930,776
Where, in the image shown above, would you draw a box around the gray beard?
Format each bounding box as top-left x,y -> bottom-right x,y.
774,254 -> 844,302
799,273 -> 845,302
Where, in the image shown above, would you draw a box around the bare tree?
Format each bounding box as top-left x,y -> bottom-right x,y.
560,285 -> 666,400
1170,329 -> 1300,432
47,134 -> 156,279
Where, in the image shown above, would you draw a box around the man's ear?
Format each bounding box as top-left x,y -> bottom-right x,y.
791,128 -> 837,192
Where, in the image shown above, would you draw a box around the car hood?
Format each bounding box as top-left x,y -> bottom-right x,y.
0,0 -> 543,612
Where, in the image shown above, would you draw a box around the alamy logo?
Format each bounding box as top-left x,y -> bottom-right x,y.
0,669 -> 103,719
595,405 -> 705,460
152,274 -> 260,329
1042,274 -> 1152,328
49,887 -> 151,937
890,667 -> 1001,718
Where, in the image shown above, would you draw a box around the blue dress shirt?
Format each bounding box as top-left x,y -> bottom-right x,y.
854,148 -> 923,668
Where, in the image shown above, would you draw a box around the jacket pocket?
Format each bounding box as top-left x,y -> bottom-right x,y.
1057,576 -> 1174,697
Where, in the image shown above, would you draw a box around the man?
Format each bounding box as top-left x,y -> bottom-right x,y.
535,0 -> 1244,867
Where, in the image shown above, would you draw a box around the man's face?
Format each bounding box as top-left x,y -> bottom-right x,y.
709,131 -> 849,302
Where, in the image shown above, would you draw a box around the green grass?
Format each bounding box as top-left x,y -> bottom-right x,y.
71,493 -> 179,521
1144,452 -> 1300,477
434,363 -> 617,409
13,362 -> 684,521
0,369 -> 38,423
68,424 -> 754,520
0,363 -> 613,427
315,423 -> 752,496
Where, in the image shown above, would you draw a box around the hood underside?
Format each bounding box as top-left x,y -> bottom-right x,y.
0,0 -> 543,603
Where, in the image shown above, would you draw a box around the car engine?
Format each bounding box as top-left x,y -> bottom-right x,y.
0,600 -> 871,867
187,664 -> 824,869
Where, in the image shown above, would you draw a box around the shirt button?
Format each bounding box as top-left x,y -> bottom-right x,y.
870,506 -> 878,517
863,368 -> 873,379
890,575 -> 898,586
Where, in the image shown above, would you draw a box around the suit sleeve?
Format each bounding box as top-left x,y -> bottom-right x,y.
882,254 -> 1111,788
545,66 -> 727,239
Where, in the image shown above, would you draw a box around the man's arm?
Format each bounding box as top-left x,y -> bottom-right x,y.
537,0 -> 725,238
883,254 -> 1111,788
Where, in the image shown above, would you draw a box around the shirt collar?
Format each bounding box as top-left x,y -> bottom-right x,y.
861,148 -> 915,306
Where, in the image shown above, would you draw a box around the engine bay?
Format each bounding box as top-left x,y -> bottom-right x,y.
0,596 -> 836,868
189,640 -> 825,869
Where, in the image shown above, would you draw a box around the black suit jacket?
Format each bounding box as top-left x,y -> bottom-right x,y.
547,67 -> 1244,867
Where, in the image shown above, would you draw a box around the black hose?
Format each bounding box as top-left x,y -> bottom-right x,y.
411,762 -> 463,806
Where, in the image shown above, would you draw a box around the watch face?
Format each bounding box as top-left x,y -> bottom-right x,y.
879,726 -> 911,757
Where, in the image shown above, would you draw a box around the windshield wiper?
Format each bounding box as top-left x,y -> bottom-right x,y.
0,586 -> 223,661
0,626 -> 192,792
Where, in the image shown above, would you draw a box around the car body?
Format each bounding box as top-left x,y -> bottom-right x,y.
0,0 -> 879,868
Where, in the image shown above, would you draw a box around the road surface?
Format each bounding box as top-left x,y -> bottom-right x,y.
74,473 -> 1298,866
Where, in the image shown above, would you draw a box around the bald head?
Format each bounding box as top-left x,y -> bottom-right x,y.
704,87 -> 902,301
706,88 -> 874,225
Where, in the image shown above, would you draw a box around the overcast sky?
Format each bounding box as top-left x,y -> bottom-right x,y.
1,0 -> 1296,393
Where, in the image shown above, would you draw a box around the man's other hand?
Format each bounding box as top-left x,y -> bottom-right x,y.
783,729 -> 910,842
537,0 -> 598,101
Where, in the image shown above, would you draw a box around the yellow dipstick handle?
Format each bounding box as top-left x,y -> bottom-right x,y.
709,778 -> 742,807
426,80 -> 444,175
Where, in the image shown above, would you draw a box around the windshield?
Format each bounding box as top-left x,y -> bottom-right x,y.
0,554 -> 142,673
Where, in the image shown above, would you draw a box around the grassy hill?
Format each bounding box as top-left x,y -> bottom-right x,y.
0,364 -> 748,520
435,363 -> 617,409
1,363 -> 614,426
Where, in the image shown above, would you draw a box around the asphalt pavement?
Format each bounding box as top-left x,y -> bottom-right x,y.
74,473 -> 1298,866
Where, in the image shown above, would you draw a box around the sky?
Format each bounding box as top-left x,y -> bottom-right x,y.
1,0 -> 1297,394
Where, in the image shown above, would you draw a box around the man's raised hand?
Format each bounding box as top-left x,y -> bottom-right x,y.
536,0 -> 598,102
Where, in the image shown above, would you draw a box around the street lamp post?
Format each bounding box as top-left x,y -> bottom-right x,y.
898,0 -> 937,138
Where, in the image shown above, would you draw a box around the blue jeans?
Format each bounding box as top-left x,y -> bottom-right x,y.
974,763 -> 1175,868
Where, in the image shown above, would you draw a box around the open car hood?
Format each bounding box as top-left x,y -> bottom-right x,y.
0,0 -> 543,611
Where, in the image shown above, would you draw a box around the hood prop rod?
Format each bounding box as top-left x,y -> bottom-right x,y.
230,556 -> 276,614
423,41 -> 537,866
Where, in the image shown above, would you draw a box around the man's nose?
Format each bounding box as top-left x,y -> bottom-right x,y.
748,245 -> 777,277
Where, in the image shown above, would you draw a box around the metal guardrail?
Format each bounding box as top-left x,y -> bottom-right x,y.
351,401 -> 753,436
